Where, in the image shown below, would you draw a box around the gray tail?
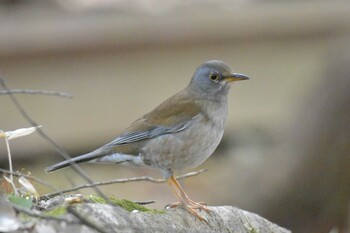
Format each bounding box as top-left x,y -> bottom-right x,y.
45,149 -> 107,173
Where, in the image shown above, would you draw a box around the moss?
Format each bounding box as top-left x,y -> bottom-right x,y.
17,212 -> 33,222
248,228 -> 258,233
44,206 -> 67,217
86,194 -> 108,204
86,195 -> 164,214
110,198 -> 164,214
244,223 -> 259,233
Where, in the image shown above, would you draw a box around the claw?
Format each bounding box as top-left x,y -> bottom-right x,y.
166,200 -> 210,222
166,201 -> 210,212
166,175 -> 211,222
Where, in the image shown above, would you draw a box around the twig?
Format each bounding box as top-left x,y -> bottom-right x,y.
0,76 -> 109,202
0,77 -> 104,196
4,136 -> 13,181
0,89 -> 73,99
42,169 -> 207,199
0,168 -> 59,192
0,75 -> 134,228
12,203 -> 79,224
133,200 -> 156,205
3,175 -> 18,196
3,132 -> 17,196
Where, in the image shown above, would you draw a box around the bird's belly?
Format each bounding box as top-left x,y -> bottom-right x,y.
141,118 -> 224,171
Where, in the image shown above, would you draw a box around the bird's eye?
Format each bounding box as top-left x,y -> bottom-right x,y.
209,73 -> 219,81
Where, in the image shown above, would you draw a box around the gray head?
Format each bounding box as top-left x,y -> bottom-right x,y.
187,60 -> 249,101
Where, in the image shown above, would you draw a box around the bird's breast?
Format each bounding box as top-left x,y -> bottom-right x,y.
141,101 -> 228,171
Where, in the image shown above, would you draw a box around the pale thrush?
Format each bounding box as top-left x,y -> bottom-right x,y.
46,60 -> 249,221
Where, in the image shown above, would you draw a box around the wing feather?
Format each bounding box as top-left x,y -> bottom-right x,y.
106,90 -> 201,147
107,116 -> 196,146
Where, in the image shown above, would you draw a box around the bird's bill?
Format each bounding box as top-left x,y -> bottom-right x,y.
224,73 -> 250,82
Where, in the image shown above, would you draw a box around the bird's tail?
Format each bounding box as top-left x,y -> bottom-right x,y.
45,148 -> 107,173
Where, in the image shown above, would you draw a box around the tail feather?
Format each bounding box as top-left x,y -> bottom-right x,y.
45,149 -> 107,173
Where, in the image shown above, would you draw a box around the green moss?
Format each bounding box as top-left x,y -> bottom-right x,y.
248,228 -> 258,233
244,223 -> 259,233
44,206 -> 67,217
112,198 -> 149,212
86,195 -> 164,214
86,194 -> 108,204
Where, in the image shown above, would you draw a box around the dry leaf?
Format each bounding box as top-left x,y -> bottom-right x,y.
5,126 -> 41,140
18,176 -> 39,198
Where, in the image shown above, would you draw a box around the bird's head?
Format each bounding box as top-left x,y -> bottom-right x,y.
187,60 -> 249,101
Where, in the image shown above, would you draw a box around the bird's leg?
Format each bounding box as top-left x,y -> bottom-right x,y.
166,175 -> 210,221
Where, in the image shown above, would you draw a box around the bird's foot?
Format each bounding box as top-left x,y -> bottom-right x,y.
165,199 -> 210,222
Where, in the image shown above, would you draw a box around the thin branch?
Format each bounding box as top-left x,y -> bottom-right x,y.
0,76 -> 108,202
0,89 -> 73,99
133,200 -> 156,205
0,75 -> 134,228
42,169 -> 207,199
0,168 -> 59,192
3,175 -> 18,196
4,137 -> 13,181
12,203 -> 79,224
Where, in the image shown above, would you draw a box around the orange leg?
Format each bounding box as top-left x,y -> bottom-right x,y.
166,175 -> 210,221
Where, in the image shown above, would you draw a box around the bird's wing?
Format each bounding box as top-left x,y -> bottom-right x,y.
45,90 -> 202,172
106,90 -> 202,147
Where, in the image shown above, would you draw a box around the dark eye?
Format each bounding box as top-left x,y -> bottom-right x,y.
209,73 -> 219,81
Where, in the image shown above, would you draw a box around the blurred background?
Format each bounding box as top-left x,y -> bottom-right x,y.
0,0 -> 350,232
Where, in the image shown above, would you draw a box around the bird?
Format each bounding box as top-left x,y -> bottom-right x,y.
46,60 -> 249,221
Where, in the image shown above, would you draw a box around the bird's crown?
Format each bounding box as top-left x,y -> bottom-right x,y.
187,60 -> 248,101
